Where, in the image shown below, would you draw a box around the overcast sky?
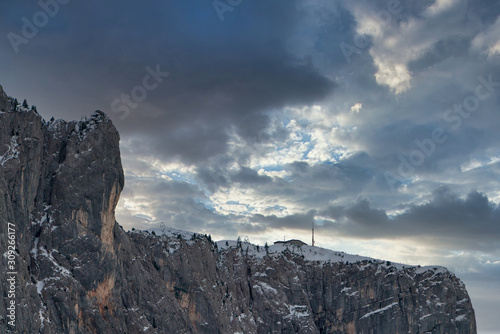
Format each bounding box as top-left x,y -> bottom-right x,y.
1,0 -> 499,331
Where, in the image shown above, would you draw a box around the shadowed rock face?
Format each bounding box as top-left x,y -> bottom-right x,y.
0,87 -> 476,333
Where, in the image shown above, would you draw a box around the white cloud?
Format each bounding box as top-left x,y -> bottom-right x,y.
348,0 -> 468,94
471,15 -> 500,57
350,103 -> 363,113
373,61 -> 412,94
424,0 -> 457,17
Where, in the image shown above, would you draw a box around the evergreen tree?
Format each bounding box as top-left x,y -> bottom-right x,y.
22,99 -> 29,108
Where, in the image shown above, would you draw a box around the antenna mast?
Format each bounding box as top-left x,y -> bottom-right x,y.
312,220 -> 315,247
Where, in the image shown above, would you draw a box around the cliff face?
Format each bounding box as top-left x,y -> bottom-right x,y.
131,231 -> 476,334
0,86 -> 476,334
0,88 -> 192,333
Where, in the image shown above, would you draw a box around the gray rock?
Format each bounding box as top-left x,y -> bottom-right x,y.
0,86 -> 476,333
130,233 -> 476,334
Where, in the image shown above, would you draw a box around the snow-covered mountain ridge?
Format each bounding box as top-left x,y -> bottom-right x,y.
145,226 -> 445,272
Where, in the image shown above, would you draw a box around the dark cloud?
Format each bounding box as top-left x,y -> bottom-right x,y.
195,165 -> 232,194
149,180 -> 202,198
396,187 -> 500,241
231,167 -> 272,185
318,205 -> 344,220
0,0 -> 336,164
345,199 -> 389,226
408,36 -> 472,72
253,211 -> 316,230
465,0 -> 500,24
324,187 -> 500,251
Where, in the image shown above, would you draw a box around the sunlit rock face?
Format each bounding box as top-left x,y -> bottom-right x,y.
0,87 -> 476,333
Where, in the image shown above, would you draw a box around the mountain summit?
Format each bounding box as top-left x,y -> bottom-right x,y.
0,87 -> 476,333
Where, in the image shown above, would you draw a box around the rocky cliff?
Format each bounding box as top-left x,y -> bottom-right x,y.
0,85 -> 476,333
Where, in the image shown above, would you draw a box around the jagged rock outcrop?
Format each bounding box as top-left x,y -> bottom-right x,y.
130,231 -> 476,334
0,85 -> 476,333
0,87 -> 191,333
